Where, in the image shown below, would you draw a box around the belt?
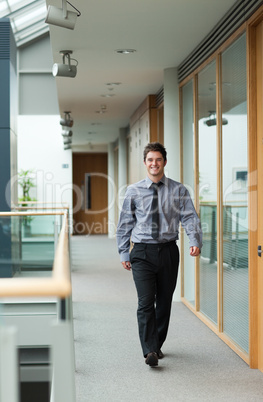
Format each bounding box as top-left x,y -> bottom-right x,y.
133,241 -> 176,249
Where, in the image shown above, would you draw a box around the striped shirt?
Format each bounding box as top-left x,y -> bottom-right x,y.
116,175 -> 202,262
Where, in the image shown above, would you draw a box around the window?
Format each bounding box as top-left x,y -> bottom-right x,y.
181,32 -> 248,355
0,0 -> 48,47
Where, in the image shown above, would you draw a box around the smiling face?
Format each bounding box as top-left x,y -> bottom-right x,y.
144,151 -> 167,182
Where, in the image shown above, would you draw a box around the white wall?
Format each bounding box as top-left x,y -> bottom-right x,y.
163,67 -> 181,301
17,115 -> 73,215
18,36 -> 59,115
164,67 -> 180,181
108,142 -> 115,239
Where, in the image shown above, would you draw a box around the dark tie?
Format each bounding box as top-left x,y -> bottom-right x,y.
151,182 -> 162,239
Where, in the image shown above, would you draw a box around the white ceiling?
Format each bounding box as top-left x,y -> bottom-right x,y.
46,0 -> 238,147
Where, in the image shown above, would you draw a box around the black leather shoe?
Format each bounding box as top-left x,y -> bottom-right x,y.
157,350 -> 164,359
145,352 -> 158,367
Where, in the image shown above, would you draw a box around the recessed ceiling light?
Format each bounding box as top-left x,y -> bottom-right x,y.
106,82 -> 122,86
95,104 -> 107,114
101,94 -> 115,97
115,49 -> 136,54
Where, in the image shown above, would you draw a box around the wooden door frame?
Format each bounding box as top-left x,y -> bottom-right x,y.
179,6 -> 263,367
247,6 -> 263,369
72,152 -> 108,235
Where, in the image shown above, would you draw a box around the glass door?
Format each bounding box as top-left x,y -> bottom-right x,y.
255,18 -> 263,371
221,34 -> 248,352
198,60 -> 218,324
182,80 -> 195,306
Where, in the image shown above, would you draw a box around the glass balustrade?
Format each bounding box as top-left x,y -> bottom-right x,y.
0,211 -> 76,402
0,214 -> 63,278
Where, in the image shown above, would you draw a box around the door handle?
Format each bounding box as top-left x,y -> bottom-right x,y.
258,245 -> 262,257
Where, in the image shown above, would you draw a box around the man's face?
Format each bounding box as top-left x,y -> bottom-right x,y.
144,151 -> 167,181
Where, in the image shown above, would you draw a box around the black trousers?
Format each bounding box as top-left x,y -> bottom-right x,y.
130,241 -> 179,357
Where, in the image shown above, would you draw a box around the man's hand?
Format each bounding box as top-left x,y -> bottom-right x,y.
121,261 -> 131,271
190,246 -> 200,257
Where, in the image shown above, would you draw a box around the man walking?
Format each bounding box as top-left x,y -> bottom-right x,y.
116,142 -> 202,367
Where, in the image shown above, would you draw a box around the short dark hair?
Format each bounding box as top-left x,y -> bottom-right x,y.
143,142 -> 167,162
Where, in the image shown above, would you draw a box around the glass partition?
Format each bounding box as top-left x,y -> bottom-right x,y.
21,214 -> 62,271
0,214 -> 62,277
0,216 -> 20,278
198,60 -> 217,324
180,28 -> 250,360
182,79 -> 195,306
222,33 -> 248,352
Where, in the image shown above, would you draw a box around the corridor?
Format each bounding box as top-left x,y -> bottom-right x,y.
71,235 -> 263,402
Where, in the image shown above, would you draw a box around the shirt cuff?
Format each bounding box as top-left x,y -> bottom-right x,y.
120,252 -> 130,262
189,242 -> 202,250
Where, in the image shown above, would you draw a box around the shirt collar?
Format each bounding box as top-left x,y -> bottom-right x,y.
145,175 -> 167,188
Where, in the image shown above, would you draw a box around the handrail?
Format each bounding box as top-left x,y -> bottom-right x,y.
12,201 -> 69,211
0,212 -> 71,298
13,207 -> 69,210
13,201 -> 69,205
0,211 -> 64,216
200,203 -> 247,208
